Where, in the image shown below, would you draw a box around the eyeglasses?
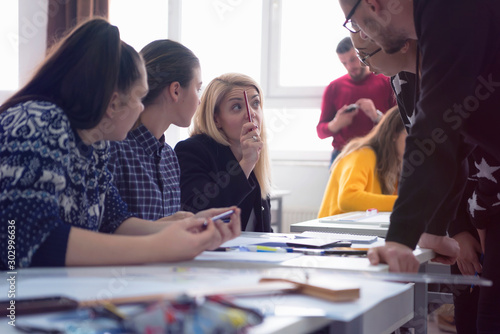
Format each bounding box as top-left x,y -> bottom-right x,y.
343,0 -> 362,33
357,48 -> 382,66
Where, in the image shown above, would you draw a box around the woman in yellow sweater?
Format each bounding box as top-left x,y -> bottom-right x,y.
318,106 -> 406,217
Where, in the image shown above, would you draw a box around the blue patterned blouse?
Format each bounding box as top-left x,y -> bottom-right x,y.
0,101 -> 134,269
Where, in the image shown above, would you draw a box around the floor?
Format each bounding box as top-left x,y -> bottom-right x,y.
427,307 -> 456,334
428,312 -> 445,334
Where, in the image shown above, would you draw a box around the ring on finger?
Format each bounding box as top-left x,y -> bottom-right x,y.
252,135 -> 258,142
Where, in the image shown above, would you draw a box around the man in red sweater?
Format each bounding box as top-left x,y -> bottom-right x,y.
317,37 -> 395,164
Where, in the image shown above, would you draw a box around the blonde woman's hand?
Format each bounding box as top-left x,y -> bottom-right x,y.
239,122 -> 263,178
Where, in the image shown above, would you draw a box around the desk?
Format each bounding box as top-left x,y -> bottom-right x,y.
0,265 -> 413,334
1,234 -> 487,334
290,212 -> 388,237
270,189 -> 291,232
289,212 -> 461,334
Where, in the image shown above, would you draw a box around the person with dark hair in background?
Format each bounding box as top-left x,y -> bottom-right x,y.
338,0 -> 500,332
317,36 -> 395,164
0,19 -> 240,269
109,39 -> 202,220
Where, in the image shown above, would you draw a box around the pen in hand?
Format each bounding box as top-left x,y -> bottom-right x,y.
202,209 -> 235,228
470,253 -> 484,293
243,90 -> 253,123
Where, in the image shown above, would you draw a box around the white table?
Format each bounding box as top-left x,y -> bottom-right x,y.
0,265 -> 414,334
290,212 -> 389,237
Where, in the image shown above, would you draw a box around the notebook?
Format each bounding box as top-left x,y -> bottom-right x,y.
299,231 -> 378,244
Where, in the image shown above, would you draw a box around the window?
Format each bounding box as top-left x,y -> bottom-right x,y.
0,1 -> 19,91
1,0 -> 48,103
109,0 -> 169,51
4,0 -> 343,160
181,0 -> 263,87
107,0 -> 340,159
266,0 -> 349,100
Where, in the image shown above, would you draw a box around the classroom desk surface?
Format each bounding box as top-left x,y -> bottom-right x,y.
290,214 -> 389,237
0,265 -> 414,334
180,232 -> 435,273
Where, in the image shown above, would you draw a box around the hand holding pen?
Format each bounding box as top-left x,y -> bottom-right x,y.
189,207 -> 242,250
239,90 -> 262,178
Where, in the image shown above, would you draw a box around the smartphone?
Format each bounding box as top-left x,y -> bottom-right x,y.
243,91 -> 253,122
211,209 -> 235,223
344,104 -> 358,113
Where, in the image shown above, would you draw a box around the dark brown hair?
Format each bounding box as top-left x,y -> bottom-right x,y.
140,39 -> 200,107
0,18 -> 142,129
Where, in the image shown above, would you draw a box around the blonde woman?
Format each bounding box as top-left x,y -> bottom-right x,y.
175,73 -> 272,232
318,106 -> 406,218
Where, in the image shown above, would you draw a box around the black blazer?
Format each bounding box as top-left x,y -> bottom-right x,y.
175,134 -> 272,232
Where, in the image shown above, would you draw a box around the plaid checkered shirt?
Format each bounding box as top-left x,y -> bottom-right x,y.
108,124 -> 181,220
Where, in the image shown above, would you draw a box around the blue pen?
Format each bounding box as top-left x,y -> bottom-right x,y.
470,253 -> 484,293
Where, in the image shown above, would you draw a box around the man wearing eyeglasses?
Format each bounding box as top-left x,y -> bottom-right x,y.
337,0 -> 500,332
316,36 -> 395,165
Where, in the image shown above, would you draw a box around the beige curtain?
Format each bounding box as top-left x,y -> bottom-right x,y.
46,0 -> 109,50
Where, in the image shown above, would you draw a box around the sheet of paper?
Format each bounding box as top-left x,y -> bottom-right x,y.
300,231 -> 377,244
196,251 -> 302,263
220,236 -> 289,248
320,212 -> 391,224
220,232 -> 341,248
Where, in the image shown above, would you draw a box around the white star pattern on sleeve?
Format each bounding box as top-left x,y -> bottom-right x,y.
473,158 -> 500,183
392,73 -> 407,96
468,191 -> 486,218
493,193 -> 500,207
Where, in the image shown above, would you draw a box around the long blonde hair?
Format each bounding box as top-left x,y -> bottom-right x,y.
191,73 -> 271,198
333,106 -> 405,194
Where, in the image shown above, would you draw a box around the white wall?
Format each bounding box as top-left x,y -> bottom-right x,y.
0,0 -> 48,104
18,0 -> 48,87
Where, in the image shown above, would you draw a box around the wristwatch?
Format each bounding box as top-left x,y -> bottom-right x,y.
373,110 -> 384,123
